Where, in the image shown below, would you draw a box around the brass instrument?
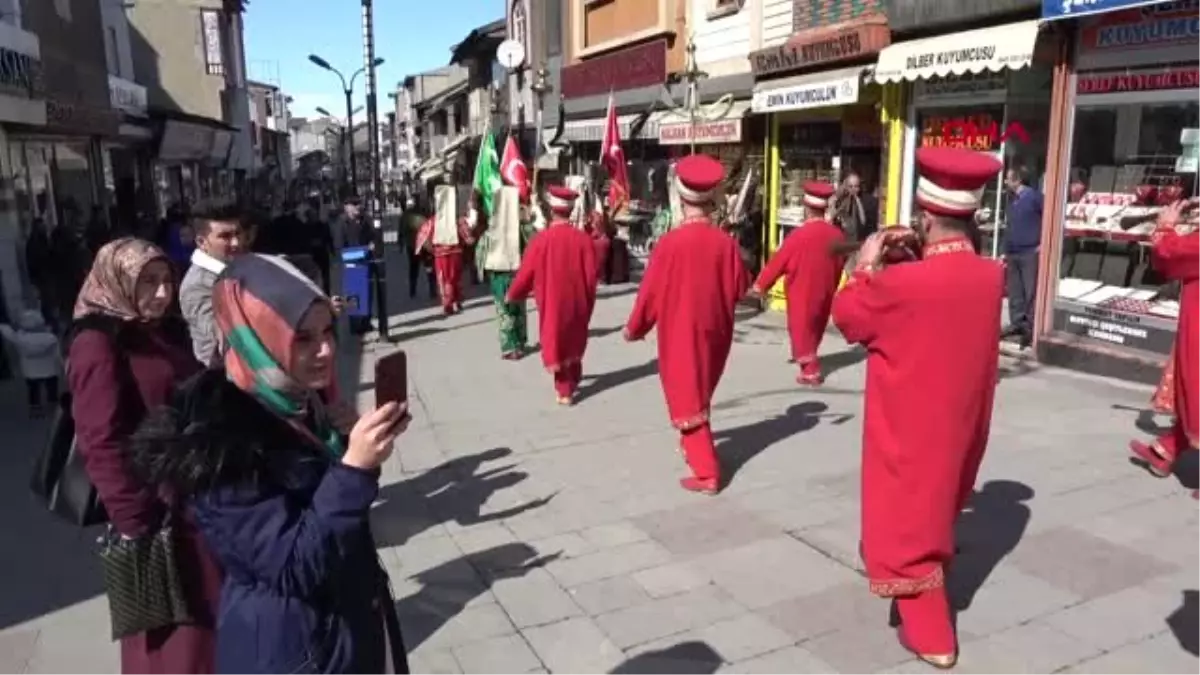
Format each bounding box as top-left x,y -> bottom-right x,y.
829,226 -> 923,266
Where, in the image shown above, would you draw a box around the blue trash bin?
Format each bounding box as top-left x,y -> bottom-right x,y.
341,246 -> 372,332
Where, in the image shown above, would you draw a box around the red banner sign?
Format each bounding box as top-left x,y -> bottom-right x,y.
1077,67 -> 1200,93
658,119 -> 742,145
560,40 -> 667,100
1078,0 -> 1199,54
920,114 -> 1029,151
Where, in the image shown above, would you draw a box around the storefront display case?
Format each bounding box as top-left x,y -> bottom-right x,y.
897,67 -> 1053,258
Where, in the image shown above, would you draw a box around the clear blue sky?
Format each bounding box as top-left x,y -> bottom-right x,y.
244,0 -> 502,120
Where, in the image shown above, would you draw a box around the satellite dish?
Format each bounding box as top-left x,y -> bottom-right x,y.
496,39 -> 526,71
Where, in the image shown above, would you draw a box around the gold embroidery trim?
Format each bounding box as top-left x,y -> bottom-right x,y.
868,566 -> 945,597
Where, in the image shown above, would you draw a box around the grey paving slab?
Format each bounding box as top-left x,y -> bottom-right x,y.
5,266 -> 1198,673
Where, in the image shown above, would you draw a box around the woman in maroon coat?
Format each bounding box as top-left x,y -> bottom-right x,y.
67,237 -> 220,673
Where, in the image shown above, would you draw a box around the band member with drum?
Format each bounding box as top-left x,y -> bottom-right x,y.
751,181 -> 847,385
831,146 -> 1005,669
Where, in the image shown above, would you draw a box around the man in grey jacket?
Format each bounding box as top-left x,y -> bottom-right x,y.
180,207 -> 245,366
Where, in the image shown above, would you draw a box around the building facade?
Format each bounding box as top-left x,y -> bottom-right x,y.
127,0 -> 252,209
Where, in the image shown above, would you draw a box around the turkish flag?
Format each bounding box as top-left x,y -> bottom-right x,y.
500,135 -> 530,202
600,94 -> 630,214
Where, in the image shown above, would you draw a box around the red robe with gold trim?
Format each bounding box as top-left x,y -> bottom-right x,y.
752,218 -> 847,363
416,215 -> 474,311
586,211 -> 610,281
831,237 -> 1002,596
506,219 -> 599,372
1150,226 -> 1199,448
625,218 -> 749,429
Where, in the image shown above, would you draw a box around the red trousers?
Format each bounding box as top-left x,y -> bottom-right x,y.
681,423 -> 719,482
896,585 -> 955,655
433,250 -> 463,311
554,362 -> 583,398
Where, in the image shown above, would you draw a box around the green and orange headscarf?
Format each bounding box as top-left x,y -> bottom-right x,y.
211,254 -> 343,456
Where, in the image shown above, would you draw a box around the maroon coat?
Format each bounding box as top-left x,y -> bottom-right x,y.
67,315 -> 220,674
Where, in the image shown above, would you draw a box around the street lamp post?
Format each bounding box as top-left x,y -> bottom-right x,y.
361,0 -> 390,342
308,53 -> 384,197
529,65 -> 550,191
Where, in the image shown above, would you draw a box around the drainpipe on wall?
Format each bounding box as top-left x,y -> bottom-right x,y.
224,10 -> 254,190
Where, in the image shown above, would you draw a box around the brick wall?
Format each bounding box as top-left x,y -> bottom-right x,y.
793,0 -> 886,32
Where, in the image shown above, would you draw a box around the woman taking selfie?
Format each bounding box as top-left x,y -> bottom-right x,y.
67,238 -> 217,673
127,254 -> 410,673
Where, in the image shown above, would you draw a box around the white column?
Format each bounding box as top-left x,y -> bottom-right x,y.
0,127 -> 28,320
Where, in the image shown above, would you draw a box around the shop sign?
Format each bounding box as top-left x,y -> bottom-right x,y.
1078,0 -> 1199,53
108,75 -> 147,117
1078,67 -> 1199,92
751,74 -> 860,113
749,22 -> 888,78
1052,305 -> 1175,354
874,20 -> 1039,83
0,46 -> 42,99
1043,0 -> 1176,20
160,120 -> 214,161
658,119 -> 742,145
920,113 -> 1029,151
560,40 -> 666,100
913,73 -> 1007,103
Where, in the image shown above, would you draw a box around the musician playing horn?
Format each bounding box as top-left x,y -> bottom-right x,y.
750,180 -> 847,385
831,146 -> 1005,669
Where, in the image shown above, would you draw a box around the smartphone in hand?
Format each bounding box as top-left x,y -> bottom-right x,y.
374,350 -> 408,407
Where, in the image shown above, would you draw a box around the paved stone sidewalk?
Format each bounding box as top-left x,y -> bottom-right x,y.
1,277 -> 1196,673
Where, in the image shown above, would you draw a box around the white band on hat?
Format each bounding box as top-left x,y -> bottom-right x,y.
915,176 -> 984,215
546,192 -> 575,211
674,176 -> 715,205
803,195 -> 828,210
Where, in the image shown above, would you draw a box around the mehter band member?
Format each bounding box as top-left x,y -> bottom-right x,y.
1129,198 -> 1197,498
832,146 -> 1005,668
751,180 -> 847,385
624,154 -> 749,495
506,185 -> 600,405
416,185 -> 475,315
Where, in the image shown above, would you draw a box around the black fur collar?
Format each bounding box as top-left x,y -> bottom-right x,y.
125,368 -> 326,497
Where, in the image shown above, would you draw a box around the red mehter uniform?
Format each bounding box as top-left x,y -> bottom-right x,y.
586,210 -> 611,284
625,154 -> 749,495
1130,210 -> 1198,479
416,212 -> 475,315
752,181 -> 846,384
507,185 -> 599,404
832,147 -> 1004,665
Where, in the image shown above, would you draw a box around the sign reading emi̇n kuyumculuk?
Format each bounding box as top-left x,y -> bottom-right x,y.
751,75 -> 860,114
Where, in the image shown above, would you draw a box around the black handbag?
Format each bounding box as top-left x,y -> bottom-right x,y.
98,521 -> 192,640
29,392 -> 108,527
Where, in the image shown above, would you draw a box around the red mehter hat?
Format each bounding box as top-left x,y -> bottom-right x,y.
915,147 -> 1003,218
545,184 -> 579,215
674,154 -> 725,205
802,180 -> 835,210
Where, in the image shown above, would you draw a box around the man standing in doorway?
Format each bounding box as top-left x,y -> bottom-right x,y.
180,206 -> 245,366
1002,166 -> 1043,349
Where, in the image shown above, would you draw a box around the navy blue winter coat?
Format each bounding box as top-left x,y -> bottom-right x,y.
126,369 -> 409,674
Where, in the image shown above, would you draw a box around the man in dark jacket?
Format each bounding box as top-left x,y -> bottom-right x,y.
1002,166 -> 1044,349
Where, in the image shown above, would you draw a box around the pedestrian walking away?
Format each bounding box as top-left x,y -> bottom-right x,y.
624,154 -> 749,496
506,184 -> 599,405
415,185 -> 477,315
480,186 -> 535,359
832,146 -> 1006,668
751,180 -> 847,385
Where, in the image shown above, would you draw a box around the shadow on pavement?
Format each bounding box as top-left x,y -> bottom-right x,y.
576,359 -> 659,404
1166,590 -> 1198,656
949,479 -> 1034,613
0,380 -> 106,631
716,401 -> 836,483
587,324 -> 627,340
1111,404 -> 1199,491
395,542 -> 560,652
820,346 -> 867,378
371,448 -> 556,548
610,641 -> 724,674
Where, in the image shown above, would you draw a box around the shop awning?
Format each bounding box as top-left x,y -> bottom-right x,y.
552,112 -> 661,143
751,65 -> 873,114
873,20 -> 1042,83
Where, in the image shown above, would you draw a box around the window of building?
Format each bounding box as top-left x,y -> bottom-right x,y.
510,0 -> 527,52
201,10 -> 225,76
107,26 -> 120,76
544,0 -> 562,57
